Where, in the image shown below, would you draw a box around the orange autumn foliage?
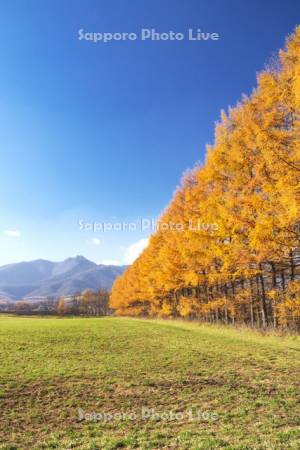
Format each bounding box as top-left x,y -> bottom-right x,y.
110,27 -> 300,330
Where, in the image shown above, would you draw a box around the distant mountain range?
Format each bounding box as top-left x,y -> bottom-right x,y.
0,256 -> 127,302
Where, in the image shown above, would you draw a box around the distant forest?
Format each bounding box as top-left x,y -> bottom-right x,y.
7,290 -> 110,316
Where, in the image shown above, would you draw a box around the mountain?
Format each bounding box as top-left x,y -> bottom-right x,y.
0,256 -> 127,302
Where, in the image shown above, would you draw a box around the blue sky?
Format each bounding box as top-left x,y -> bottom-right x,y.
0,0 -> 299,266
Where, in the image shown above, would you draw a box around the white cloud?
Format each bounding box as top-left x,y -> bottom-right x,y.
100,259 -> 121,266
91,238 -> 101,246
123,238 -> 149,264
3,230 -> 21,238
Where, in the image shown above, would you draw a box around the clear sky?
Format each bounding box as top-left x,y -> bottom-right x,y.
0,0 -> 299,266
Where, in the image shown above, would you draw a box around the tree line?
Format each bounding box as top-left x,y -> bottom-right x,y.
57,290 -> 110,316
110,27 -> 300,330
10,290 -> 110,316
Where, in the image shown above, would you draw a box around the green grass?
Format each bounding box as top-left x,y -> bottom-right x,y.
0,316 -> 299,449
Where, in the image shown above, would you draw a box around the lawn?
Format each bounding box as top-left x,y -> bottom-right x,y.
0,316 -> 299,449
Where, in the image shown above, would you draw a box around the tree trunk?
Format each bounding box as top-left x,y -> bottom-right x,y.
257,265 -> 268,327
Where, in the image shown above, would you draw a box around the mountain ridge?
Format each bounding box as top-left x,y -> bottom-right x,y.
0,256 -> 127,302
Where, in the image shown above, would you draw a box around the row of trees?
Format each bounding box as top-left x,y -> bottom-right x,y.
10,290 -> 110,316
57,290 -> 110,316
110,28 -> 300,329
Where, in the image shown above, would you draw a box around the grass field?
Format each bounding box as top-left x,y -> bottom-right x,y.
0,316 -> 299,450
